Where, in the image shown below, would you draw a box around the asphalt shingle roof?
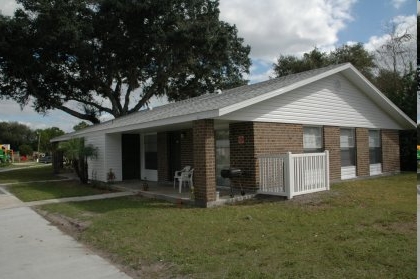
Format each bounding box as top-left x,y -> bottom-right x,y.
99,64 -> 345,123
52,63 -> 356,140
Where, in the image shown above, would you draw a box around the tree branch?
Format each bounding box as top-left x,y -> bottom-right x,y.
122,84 -> 133,113
69,97 -> 114,115
58,105 -> 100,124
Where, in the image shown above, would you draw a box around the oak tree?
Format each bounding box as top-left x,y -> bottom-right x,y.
0,0 -> 251,124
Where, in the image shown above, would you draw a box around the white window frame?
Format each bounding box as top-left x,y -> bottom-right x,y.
340,128 -> 356,179
369,130 -> 382,175
303,126 -> 323,153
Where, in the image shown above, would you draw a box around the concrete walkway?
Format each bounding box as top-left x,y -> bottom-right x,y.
0,186 -> 138,210
0,207 -> 132,279
0,183 -> 136,278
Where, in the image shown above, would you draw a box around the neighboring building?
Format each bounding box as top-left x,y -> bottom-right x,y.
52,63 -> 416,207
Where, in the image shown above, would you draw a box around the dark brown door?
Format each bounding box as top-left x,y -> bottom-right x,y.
122,134 -> 140,180
168,132 -> 182,180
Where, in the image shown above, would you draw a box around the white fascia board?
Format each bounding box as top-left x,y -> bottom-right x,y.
50,132 -> 79,142
104,109 -> 220,134
51,109 -> 220,142
219,64 -> 351,117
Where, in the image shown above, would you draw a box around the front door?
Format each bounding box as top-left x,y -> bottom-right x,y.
168,132 -> 182,180
141,134 -> 158,181
121,134 -> 140,180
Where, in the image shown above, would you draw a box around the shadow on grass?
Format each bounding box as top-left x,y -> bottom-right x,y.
62,195 -> 181,214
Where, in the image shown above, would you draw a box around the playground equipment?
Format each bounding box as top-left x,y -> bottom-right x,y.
0,144 -> 13,163
417,145 -> 420,161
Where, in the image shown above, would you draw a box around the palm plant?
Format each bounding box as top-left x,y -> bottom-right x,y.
59,138 -> 97,184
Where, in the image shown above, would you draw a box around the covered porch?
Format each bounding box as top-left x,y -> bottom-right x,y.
93,119 -> 233,207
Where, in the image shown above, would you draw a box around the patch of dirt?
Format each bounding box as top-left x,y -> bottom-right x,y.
288,190 -> 340,208
372,221 -> 416,235
34,208 -> 90,240
34,208 -> 182,279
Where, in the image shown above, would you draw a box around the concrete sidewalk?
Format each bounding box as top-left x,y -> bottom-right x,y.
0,187 -> 138,210
0,184 -> 137,278
0,206 -> 132,279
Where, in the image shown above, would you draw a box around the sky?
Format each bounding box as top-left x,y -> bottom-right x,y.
0,0 -> 417,132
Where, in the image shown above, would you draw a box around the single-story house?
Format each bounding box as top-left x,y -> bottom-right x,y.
52,63 -> 416,207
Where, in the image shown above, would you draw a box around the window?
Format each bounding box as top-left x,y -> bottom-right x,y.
369,130 -> 381,164
215,129 -> 230,187
340,128 -> 355,167
303,126 -> 323,152
144,134 -> 157,170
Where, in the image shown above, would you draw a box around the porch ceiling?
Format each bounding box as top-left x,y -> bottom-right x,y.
110,121 -> 194,135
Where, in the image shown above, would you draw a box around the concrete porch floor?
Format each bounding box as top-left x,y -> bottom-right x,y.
111,180 -> 256,207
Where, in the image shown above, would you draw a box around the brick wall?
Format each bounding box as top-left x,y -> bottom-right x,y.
356,128 -> 369,177
254,122 -> 303,189
157,132 -> 169,182
254,122 -> 303,154
381,129 -> 400,173
324,126 -> 341,180
229,122 -> 256,188
193,119 -> 216,206
229,122 -> 303,189
180,129 -> 193,168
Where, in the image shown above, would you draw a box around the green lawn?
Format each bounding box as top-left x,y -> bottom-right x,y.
0,165 -> 59,183
7,180 -> 109,202
39,173 -> 416,279
1,165 -> 112,201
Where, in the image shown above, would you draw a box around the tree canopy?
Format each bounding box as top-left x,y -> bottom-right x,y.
0,0 -> 251,124
0,121 -> 36,151
273,44 -> 376,80
36,127 -> 65,154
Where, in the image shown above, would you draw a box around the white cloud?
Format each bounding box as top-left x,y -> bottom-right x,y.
219,0 -> 356,62
0,0 -> 20,16
390,0 -> 408,9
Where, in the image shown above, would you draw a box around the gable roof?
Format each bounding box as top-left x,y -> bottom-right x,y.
52,63 -> 415,142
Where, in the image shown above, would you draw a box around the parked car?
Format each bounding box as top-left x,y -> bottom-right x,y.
38,156 -> 52,164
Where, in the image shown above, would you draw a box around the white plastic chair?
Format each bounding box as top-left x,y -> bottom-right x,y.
174,166 -> 191,188
174,167 -> 194,193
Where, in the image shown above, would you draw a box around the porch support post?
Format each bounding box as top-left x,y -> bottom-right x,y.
193,119 -> 216,207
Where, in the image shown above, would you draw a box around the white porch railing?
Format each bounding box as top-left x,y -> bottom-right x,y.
258,151 -> 330,199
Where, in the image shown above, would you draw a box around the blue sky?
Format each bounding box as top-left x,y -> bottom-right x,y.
0,0 -> 417,131
340,0 -> 414,43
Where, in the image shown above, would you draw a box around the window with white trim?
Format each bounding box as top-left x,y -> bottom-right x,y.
369,130 -> 381,164
340,128 -> 355,167
303,126 -> 323,153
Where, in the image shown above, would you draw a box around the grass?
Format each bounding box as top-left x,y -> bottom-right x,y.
1,165 -> 112,201
6,180 -> 109,202
0,165 -> 59,183
39,173 -> 416,279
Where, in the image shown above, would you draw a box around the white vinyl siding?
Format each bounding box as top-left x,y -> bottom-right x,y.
341,166 -> 356,180
85,134 -> 106,182
105,133 -> 122,182
85,133 -> 123,182
219,74 -> 401,129
370,164 -> 382,176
